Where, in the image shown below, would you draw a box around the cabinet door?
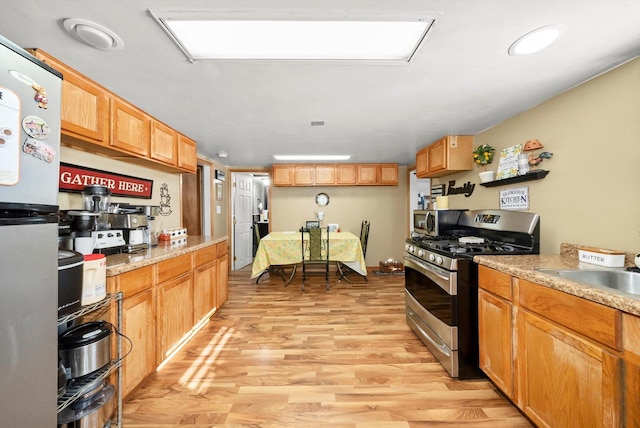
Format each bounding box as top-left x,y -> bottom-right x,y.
336,164 -> 357,185
315,165 -> 336,185
111,97 -> 149,156
217,252 -> 229,308
478,289 -> 514,399
427,137 -> 447,173
150,120 -> 177,166
193,261 -> 217,323
379,164 -> 398,185
157,273 -> 193,361
415,148 -> 429,177
623,313 -> 640,427
357,164 -> 378,185
272,165 -> 295,186
122,289 -> 155,397
517,310 -> 622,428
178,134 -> 197,173
33,50 -> 110,145
294,165 -> 315,185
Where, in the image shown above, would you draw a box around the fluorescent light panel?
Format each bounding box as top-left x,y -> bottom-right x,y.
159,19 -> 433,61
273,155 -> 351,161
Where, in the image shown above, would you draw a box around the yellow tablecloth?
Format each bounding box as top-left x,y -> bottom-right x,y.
251,231 -> 367,278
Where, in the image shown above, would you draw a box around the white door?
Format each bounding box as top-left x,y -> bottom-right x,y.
233,173 -> 253,270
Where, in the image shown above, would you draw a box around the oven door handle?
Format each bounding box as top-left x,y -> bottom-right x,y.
404,254 -> 456,295
407,308 -> 451,357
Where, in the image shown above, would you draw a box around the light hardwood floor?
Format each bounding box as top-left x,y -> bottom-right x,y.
122,267 -> 532,427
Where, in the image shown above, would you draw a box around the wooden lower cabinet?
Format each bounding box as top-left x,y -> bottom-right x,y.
109,241 -> 228,395
157,273 -> 193,362
122,288 -> 155,397
478,266 -> 626,428
217,248 -> 229,308
517,310 -> 622,427
193,260 -> 218,323
623,313 -> 640,427
478,289 -> 514,399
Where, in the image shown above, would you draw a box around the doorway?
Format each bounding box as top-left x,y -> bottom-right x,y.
230,170 -> 270,271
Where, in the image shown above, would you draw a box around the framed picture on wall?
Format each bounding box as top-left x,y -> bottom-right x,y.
216,183 -> 223,201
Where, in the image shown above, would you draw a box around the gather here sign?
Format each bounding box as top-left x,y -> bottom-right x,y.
59,163 -> 153,199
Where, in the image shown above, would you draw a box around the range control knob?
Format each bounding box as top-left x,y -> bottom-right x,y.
435,256 -> 444,265
428,253 -> 435,262
417,249 -> 425,257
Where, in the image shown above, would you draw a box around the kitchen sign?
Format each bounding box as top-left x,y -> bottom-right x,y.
59,163 -> 153,199
499,186 -> 529,210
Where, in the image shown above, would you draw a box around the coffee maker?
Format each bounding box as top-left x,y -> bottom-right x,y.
124,204 -> 161,247
81,185 -> 126,255
108,208 -> 148,253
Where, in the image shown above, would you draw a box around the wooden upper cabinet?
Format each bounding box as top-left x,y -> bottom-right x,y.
294,165 -> 315,185
272,165 -> 295,186
315,165 -> 336,185
150,120 -> 177,167
31,50 -> 109,145
336,164 -> 357,185
31,49 -> 196,173
177,134 -> 197,173
110,97 -> 149,157
416,147 -> 428,177
417,135 -> 474,178
357,164 -> 378,185
273,163 -> 397,186
379,164 -> 399,185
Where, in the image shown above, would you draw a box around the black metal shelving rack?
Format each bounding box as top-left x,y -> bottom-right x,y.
57,292 -> 124,427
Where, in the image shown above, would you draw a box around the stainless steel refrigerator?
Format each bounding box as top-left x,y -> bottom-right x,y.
0,35 -> 62,427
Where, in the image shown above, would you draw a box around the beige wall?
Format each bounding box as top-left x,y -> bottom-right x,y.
271,167 -> 409,266
59,146 -> 182,231
434,56 -> 640,254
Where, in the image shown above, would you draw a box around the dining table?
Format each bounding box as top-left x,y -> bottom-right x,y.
251,230 -> 367,283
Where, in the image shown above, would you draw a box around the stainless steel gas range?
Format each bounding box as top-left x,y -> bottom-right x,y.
404,209 -> 540,379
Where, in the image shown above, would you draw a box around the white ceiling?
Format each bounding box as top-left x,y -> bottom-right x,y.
2,1 -> 640,167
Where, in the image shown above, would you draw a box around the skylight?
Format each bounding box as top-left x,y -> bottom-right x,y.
150,12 -> 435,63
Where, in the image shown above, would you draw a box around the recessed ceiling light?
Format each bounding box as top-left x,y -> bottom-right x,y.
273,155 -> 351,161
508,24 -> 566,56
63,18 -> 124,51
149,11 -> 436,63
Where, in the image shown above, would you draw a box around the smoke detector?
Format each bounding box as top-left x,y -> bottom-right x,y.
63,18 -> 124,51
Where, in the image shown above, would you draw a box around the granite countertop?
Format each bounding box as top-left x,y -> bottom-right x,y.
474,245 -> 640,316
105,236 -> 227,276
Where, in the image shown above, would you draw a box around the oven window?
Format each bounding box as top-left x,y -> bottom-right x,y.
405,266 -> 458,326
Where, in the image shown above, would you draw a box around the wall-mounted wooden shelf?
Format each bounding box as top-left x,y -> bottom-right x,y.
479,169 -> 550,187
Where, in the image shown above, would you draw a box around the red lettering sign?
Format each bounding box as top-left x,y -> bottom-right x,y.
59,163 -> 153,199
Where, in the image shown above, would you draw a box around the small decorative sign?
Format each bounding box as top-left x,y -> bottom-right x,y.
59,163 -> 153,199
446,180 -> 475,197
215,170 -> 226,181
499,186 -> 529,210
496,144 -> 523,180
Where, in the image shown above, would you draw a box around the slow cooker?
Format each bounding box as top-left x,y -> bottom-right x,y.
57,380 -> 114,428
59,320 -> 112,379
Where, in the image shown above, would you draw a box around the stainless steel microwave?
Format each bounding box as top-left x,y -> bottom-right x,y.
413,209 -> 466,236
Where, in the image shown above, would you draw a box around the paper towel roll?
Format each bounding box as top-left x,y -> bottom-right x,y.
436,196 -> 449,209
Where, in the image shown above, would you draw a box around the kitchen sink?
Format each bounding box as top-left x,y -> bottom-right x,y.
536,268 -> 640,296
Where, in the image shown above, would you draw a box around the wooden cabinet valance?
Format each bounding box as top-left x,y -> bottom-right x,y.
416,135 -> 473,178
31,49 -> 196,174
272,163 -> 398,186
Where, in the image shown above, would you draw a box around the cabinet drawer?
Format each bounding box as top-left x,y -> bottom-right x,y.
519,278 -> 621,350
194,245 -> 217,267
116,265 -> 154,296
478,265 -> 512,301
157,254 -> 192,284
216,241 -> 228,257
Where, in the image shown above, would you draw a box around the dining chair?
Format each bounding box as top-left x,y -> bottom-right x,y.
254,226 -> 297,285
301,226 -> 330,291
337,220 -> 370,283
